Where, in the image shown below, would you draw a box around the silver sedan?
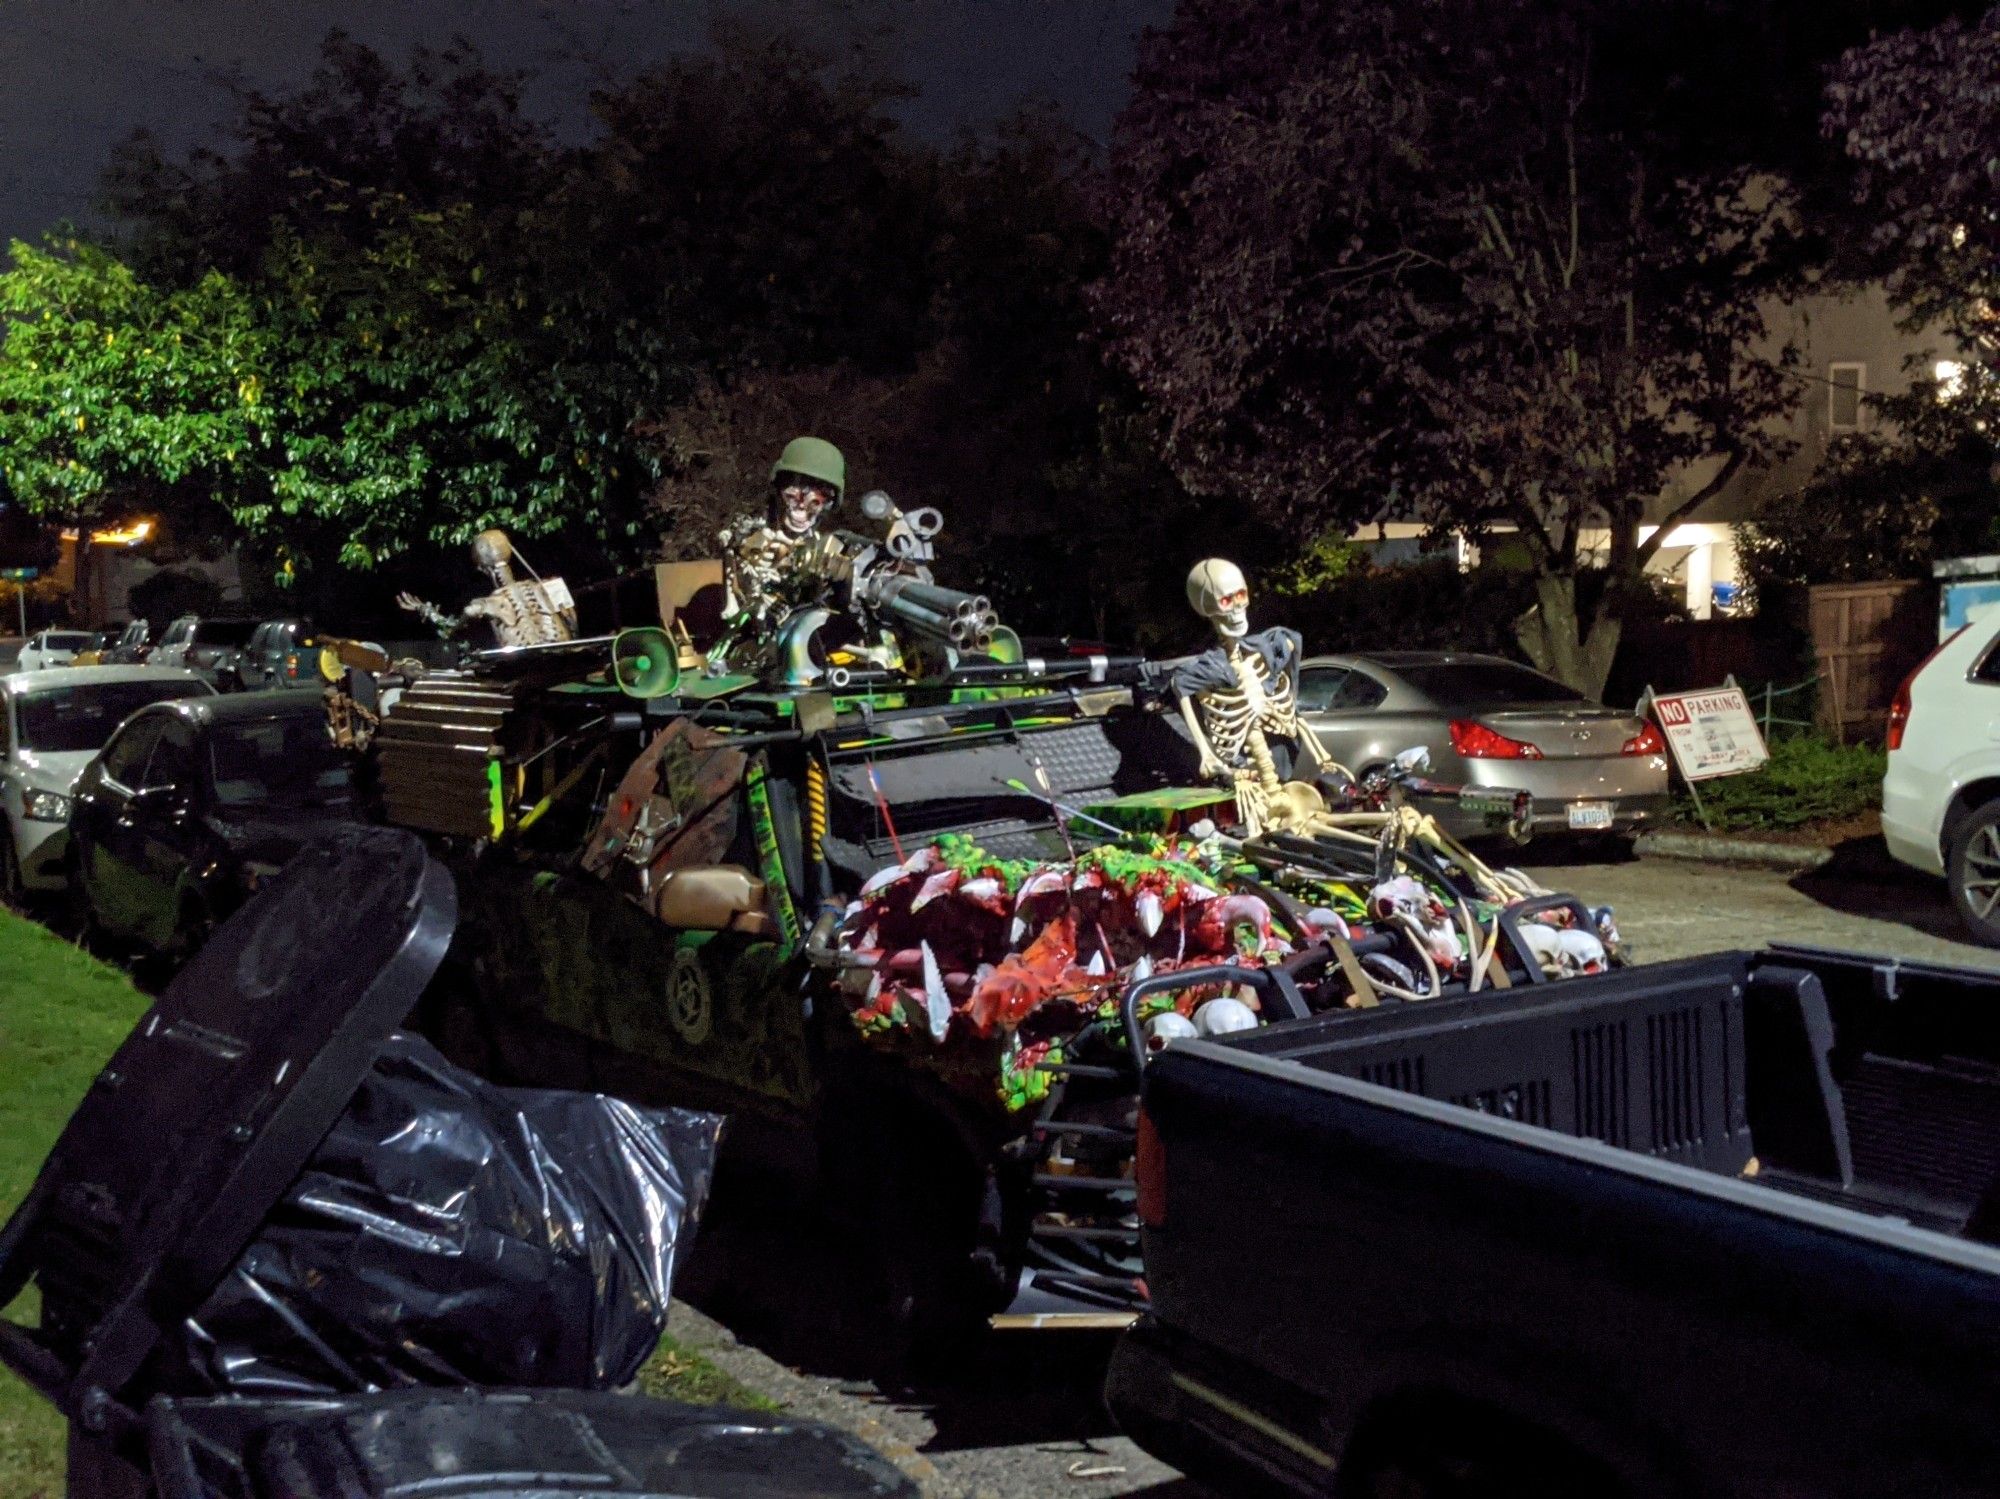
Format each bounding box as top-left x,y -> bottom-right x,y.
1300,651 -> 1671,843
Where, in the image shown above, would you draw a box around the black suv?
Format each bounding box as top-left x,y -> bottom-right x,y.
68,692 -> 360,960
149,615 -> 262,688
241,619 -> 321,690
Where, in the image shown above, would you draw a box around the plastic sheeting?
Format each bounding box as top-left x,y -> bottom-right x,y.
162,1034 -> 725,1397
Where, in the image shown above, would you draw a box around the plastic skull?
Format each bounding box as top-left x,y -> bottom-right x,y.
1186,557 -> 1250,641
773,477 -> 833,537
1193,995 -> 1259,1036
1144,1011 -> 1199,1050
1554,928 -> 1609,976
470,529 -> 516,588
1518,921 -> 1564,974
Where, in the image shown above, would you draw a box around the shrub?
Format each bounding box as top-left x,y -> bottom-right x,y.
1675,734 -> 1884,831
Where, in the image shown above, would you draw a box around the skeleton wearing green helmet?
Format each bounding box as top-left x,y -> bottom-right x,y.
717,435 -> 850,633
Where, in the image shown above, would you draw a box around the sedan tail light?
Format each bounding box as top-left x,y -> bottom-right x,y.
1449,719 -> 1543,760
1888,627 -> 1967,752
1621,722 -> 1665,756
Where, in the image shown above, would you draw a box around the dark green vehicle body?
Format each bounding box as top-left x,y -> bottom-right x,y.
414,674 -> 1199,1329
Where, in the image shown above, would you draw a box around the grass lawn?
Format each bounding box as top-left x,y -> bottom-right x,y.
0,908 -> 150,1498
0,906 -> 770,1497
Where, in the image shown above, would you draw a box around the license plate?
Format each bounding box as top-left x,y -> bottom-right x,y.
1568,801 -> 1613,830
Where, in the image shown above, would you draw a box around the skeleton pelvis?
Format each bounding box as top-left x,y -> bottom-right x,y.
1233,772 -> 1328,832
1263,779 -> 1329,830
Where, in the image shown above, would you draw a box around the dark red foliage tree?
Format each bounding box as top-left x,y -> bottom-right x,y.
1096,0 -> 1801,693
1826,7 -> 2000,438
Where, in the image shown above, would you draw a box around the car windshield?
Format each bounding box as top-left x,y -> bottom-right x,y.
1394,661 -> 1586,706
16,681 -> 206,753
195,620 -> 260,647
210,714 -> 352,809
41,633 -> 92,651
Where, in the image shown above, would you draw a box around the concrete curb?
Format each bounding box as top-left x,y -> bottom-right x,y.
1635,831 -> 1833,871
666,1299 -> 956,1495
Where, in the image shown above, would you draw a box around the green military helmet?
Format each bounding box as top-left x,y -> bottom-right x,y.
770,436 -> 846,500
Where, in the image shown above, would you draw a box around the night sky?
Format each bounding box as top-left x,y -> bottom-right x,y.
0,0 -> 1169,245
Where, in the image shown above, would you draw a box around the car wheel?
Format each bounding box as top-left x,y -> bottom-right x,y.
65,846 -> 115,956
176,894 -> 216,960
1947,796 -> 2000,946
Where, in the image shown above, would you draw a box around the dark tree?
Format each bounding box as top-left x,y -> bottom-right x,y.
103,32 -> 554,282
1097,0 -> 1811,693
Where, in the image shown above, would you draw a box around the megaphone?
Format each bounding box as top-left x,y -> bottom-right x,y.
611,627 -> 680,699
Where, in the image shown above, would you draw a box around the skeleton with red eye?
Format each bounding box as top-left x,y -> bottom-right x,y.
1173,557 -> 1332,833
775,477 -> 835,538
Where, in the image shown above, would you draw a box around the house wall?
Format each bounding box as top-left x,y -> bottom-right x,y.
1655,281 -> 1951,527
1355,282 -> 1949,621
56,536 -> 246,626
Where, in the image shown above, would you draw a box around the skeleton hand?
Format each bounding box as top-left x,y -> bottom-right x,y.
395,591 -> 425,614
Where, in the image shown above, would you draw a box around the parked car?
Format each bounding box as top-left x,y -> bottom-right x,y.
1108,947 -> 2000,1497
15,628 -> 96,672
240,618 -> 322,690
68,691 -> 359,957
66,628 -> 123,666
1880,618 -> 2000,942
0,666 -> 214,898
148,615 -> 262,688
102,617 -> 154,664
1299,651 -> 1669,841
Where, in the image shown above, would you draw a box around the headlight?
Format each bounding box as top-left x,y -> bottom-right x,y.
23,788 -> 72,823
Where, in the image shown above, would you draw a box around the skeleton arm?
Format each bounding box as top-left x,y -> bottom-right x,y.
1177,690 -> 1231,782
1292,714 -> 1332,771
396,591 -> 461,637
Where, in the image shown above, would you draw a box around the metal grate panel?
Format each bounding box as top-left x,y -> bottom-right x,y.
1572,1021 -> 1628,1147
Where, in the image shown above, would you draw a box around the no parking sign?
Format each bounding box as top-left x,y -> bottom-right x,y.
1648,685 -> 1770,782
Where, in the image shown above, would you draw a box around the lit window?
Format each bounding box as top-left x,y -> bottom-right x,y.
1828,363 -> 1865,431
1935,359 -> 1966,401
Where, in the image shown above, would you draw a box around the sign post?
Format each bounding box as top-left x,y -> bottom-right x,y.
1639,678 -> 1772,833
0,567 -> 35,640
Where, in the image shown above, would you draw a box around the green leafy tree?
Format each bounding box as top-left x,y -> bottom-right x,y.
0,239 -> 263,613
248,199 -> 678,569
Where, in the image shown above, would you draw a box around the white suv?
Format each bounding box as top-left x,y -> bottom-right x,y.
1882,618 -> 2000,943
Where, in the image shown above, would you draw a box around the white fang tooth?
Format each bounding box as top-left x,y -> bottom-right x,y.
921,941 -> 951,1041
1135,890 -> 1164,937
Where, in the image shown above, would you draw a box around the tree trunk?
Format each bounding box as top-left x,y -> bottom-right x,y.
1517,571 -> 1622,699
72,531 -> 99,628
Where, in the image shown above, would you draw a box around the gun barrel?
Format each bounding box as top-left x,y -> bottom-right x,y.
897,580 -> 991,619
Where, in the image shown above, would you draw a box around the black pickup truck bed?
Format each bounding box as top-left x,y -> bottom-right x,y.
1109,946 -> 2000,1498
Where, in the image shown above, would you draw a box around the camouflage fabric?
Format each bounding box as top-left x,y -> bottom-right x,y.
583,720 -> 750,894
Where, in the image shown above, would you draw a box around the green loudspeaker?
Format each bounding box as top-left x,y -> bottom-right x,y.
611,627 -> 680,699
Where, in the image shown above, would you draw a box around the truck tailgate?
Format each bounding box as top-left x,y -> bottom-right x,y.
1132,952 -> 2000,1497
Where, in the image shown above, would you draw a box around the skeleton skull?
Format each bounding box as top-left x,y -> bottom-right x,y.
1186,557 -> 1250,640
470,528 -> 516,589
774,477 -> 833,538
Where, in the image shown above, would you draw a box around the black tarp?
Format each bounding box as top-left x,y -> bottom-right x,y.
162,1034 -> 724,1397
146,1388 -> 919,1498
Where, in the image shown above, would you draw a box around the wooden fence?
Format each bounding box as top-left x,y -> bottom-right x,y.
1808,579 -> 1934,741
